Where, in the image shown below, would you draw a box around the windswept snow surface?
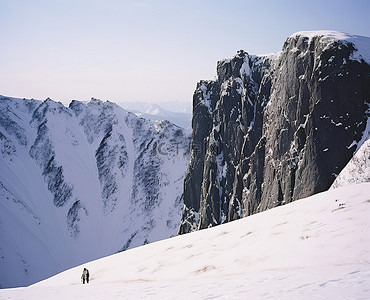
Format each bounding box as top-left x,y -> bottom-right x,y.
290,30 -> 370,63
2,183 -> 370,299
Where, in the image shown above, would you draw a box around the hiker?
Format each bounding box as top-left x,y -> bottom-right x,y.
81,268 -> 90,284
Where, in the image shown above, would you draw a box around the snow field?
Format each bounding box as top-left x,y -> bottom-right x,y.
2,183 -> 369,299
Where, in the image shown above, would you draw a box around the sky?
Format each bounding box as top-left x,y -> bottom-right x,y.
0,0 -> 369,106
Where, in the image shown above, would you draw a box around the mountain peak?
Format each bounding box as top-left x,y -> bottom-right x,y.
288,30 -> 370,63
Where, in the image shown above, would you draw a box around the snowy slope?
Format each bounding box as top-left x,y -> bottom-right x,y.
0,96 -> 191,288
331,139 -> 370,189
1,183 -> 369,299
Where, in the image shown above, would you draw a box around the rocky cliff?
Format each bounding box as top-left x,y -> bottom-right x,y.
179,31 -> 370,233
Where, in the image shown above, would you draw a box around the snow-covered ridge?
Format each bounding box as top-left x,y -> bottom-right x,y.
0,96 -> 191,288
218,31 -> 370,65
290,30 -> 370,63
1,183 -> 369,299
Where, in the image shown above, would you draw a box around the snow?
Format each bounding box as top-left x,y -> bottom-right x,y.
331,139 -> 370,189
199,82 -> 213,115
239,55 -> 251,78
291,30 -> 370,63
0,96 -> 190,288
344,104 -> 370,154
234,77 -> 244,95
330,119 -> 342,127
355,103 -> 370,152
1,183 -> 370,299
220,80 -> 230,98
298,114 -> 310,130
318,75 -> 329,81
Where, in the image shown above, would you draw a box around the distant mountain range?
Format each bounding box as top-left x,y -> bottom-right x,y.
118,101 -> 192,130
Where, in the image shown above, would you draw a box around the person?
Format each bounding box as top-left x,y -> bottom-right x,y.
81,268 -> 89,284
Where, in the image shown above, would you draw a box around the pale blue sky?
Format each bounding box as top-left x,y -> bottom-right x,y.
1,0 -> 369,105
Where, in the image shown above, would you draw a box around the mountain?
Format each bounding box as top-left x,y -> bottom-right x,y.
0,96 -> 191,288
179,30 -> 370,233
1,183 -> 369,299
118,101 -> 192,130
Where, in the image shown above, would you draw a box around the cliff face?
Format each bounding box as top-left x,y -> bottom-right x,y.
179,31 -> 370,233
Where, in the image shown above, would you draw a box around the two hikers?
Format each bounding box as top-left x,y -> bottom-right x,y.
81,268 -> 90,284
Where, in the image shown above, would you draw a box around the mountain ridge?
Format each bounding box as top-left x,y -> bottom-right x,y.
0,96 -> 190,288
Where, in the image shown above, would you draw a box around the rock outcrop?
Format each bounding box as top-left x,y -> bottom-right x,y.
179,31 -> 370,233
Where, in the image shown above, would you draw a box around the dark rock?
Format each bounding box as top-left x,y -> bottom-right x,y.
67,200 -> 88,238
179,32 -> 370,233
